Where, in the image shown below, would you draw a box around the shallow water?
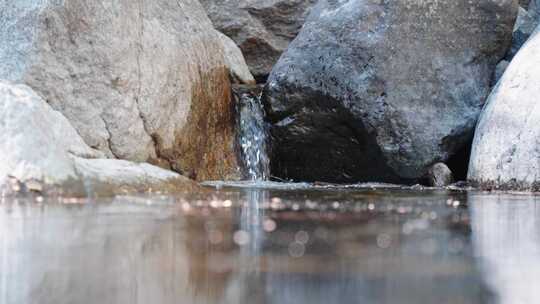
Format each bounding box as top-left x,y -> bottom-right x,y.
0,183 -> 539,304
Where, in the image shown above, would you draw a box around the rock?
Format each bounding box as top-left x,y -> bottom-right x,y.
494,60 -> 511,83
0,81 -> 100,186
520,0 -> 532,9
263,0 -> 517,184
0,81 -> 195,197
507,6 -> 540,59
0,0 -> 241,181
468,25 -> 540,191
216,30 -> 256,85
201,0 -> 317,80
426,163 -> 454,187
531,0 -> 540,15
72,158 -> 195,196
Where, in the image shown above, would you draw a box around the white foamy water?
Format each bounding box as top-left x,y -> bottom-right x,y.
237,91 -> 270,181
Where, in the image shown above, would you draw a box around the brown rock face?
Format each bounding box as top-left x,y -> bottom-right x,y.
159,69 -> 241,181
0,0 -> 242,181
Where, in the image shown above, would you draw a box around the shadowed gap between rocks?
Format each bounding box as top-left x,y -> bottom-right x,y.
263,89 -> 413,184
447,136 -> 474,182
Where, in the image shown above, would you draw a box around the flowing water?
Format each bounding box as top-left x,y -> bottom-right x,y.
236,90 -> 270,181
1,183 -> 539,304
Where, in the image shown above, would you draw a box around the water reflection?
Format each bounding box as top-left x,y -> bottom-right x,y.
469,194 -> 540,304
1,187 -> 536,304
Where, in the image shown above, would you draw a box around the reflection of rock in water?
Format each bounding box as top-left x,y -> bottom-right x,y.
224,190 -> 487,304
0,202 -> 191,304
0,190 -> 511,304
0,200 -> 236,304
184,207 -> 235,302
470,194 -> 540,304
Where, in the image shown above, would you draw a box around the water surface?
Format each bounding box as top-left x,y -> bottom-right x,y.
1,183 -> 539,304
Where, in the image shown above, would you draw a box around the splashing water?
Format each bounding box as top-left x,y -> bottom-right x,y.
237,89 -> 270,181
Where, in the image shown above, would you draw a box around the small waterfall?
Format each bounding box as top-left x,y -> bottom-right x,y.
236,87 -> 270,181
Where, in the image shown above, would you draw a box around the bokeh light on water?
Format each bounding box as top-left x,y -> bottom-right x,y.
0,183 -> 539,304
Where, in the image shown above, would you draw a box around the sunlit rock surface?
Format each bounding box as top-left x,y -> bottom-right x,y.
0,81 -> 194,196
201,0 -> 317,80
0,0 -> 241,181
468,25 -> 540,191
263,0 -> 517,183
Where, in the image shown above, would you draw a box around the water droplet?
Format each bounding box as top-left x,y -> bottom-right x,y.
263,219 -> 277,232
233,230 -> 250,246
222,200 -> 232,208
377,233 -> 392,249
208,230 -> 223,245
288,242 -> 306,258
295,230 -> 310,244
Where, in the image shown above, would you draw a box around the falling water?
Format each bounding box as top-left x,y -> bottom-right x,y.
236,88 -> 270,181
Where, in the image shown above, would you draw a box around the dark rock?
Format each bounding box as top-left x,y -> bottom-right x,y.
263,0 -> 517,184
201,0 -> 317,80
507,6 -> 540,59
426,163 -> 454,187
494,60 -> 511,83
531,0 -> 540,15
520,0 -> 531,9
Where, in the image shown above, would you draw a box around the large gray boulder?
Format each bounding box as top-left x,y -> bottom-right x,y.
468,26 -> 540,191
0,0 -> 242,181
201,0 -> 317,80
263,0 -> 517,183
0,81 -> 194,197
531,0 -> 540,14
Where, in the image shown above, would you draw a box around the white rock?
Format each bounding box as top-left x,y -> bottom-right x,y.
0,81 -> 95,186
0,81 -> 192,196
468,25 -> 540,191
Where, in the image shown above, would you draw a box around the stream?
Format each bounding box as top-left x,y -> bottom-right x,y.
1,184 -> 539,304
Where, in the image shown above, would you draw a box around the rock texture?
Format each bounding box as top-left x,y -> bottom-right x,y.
0,0 -> 242,181
263,0 -> 517,183
0,81 -> 194,197
529,0 -> 540,15
201,0 -> 317,80
494,60 -> 511,83
426,163 -> 454,187
468,25 -> 540,191
216,30 -> 256,85
507,5 -> 540,59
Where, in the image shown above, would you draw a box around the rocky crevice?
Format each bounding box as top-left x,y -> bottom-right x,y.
134,0 -> 160,163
